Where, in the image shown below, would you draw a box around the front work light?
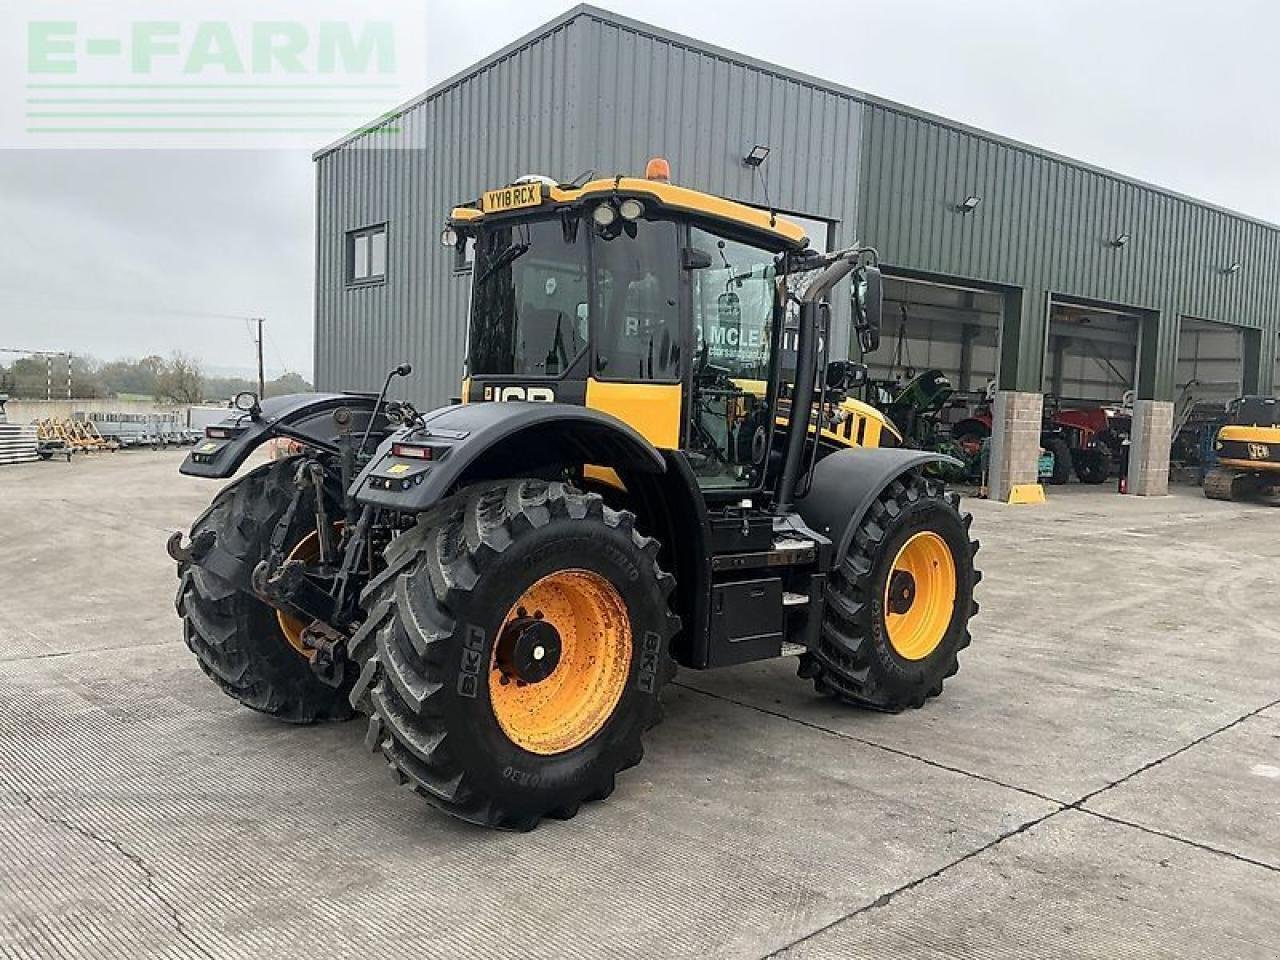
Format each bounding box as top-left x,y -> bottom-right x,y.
618,198 -> 645,221
592,203 -> 618,227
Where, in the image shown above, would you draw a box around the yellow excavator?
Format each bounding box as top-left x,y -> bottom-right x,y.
1204,395 -> 1280,505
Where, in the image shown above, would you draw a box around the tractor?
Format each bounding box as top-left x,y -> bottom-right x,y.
169,160 -> 980,830
1203,395 -> 1280,504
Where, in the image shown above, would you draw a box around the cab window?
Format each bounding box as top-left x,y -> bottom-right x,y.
592,219 -> 681,382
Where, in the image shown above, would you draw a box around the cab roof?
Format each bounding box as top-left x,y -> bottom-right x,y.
449,176 -> 810,252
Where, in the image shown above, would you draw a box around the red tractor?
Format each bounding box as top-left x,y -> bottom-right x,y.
950,395 -> 1131,485
1048,402 -> 1132,484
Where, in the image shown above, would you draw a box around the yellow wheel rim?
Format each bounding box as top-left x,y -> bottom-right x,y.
883,531 -> 956,661
489,569 -> 632,755
275,525 -> 340,657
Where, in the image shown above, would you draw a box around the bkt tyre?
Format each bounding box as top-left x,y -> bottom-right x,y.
349,479 -> 679,831
800,475 -> 979,711
175,458 -> 354,723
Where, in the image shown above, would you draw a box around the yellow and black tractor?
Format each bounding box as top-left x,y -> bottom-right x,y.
1204,395 -> 1280,505
169,160 -> 979,830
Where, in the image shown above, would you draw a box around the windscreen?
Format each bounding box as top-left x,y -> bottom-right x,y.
467,216 -> 589,377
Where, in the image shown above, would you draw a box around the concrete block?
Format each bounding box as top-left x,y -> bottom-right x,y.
1127,399 -> 1173,497
988,391 -> 1043,502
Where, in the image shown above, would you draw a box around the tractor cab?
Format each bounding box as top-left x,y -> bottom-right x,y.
444,162 -> 883,499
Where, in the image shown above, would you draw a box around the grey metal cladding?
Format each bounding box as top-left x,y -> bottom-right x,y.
857,102 -> 1280,332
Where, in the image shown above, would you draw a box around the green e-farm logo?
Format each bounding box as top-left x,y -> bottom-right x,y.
6,2 -> 428,148
28,21 -> 396,77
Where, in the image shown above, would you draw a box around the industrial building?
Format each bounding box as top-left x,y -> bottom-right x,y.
312,4 -> 1280,499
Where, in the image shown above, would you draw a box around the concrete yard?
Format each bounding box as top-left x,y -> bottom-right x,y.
1,451 -> 1277,959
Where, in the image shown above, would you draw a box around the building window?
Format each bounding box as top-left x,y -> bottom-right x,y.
347,223 -> 387,284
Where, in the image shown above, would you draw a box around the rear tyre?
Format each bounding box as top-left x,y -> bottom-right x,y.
175,457 -> 354,723
349,479 -> 679,831
1044,436 -> 1073,485
800,474 -> 979,711
1073,449 -> 1109,484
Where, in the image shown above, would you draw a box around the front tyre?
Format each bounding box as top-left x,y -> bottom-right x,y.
801,474 -> 979,711
349,479 -> 678,831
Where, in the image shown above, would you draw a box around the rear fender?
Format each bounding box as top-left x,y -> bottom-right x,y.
352,402 -> 665,512
795,448 -> 962,565
180,392 -> 385,479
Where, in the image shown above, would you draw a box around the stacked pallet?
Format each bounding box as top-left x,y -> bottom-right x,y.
0,422 -> 39,465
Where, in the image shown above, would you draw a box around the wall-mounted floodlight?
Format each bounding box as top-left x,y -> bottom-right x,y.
1110,232 -> 1131,248
743,144 -> 770,167
956,195 -> 981,213
1223,261 -> 1242,275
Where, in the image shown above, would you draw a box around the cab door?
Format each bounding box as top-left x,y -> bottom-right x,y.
584,217 -> 685,449
683,225 -> 782,496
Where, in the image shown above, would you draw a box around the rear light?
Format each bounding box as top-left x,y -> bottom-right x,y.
392,443 -> 432,460
206,428 -> 229,439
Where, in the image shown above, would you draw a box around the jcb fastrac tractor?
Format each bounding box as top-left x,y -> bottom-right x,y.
1204,395 -> 1280,505
170,160 -> 980,830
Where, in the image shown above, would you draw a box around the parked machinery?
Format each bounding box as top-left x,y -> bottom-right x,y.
169,163 -> 981,830
1203,396 -> 1280,504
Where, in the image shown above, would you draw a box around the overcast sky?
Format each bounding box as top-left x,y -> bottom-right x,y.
3,0 -> 1278,379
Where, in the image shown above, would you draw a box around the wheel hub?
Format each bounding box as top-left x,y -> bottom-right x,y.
887,570 -> 917,615
495,615 -> 562,685
883,530 -> 957,661
488,569 -> 633,756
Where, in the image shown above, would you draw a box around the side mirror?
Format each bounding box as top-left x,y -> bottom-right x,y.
681,247 -> 713,270
825,360 -> 869,391
851,265 -> 883,354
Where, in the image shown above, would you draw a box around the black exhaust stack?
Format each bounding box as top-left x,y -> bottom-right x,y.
774,253 -> 860,515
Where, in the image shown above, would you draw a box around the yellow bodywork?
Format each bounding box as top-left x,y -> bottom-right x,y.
1217,424 -> 1280,472
452,176 -> 808,251
817,396 -> 903,450
585,379 -> 682,449
773,393 -> 903,451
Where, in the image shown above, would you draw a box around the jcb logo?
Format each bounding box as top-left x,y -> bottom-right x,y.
482,385 -> 555,403
1248,443 -> 1270,460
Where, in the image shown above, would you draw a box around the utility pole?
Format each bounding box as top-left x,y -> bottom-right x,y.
255,317 -> 266,397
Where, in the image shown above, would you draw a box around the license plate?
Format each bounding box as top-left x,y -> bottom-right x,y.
482,183 -> 542,213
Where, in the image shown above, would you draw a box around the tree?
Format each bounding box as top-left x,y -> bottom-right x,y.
100,355 -> 162,398
267,371 -> 313,397
155,352 -> 205,404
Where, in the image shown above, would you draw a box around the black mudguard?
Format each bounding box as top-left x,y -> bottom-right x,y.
352,402 -> 666,512
180,392 -> 386,479
796,448 -> 963,565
